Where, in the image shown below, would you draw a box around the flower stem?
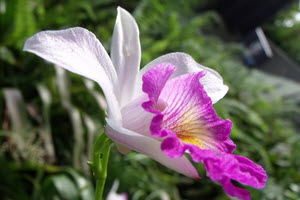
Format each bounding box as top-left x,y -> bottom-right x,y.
88,131 -> 112,200
95,179 -> 106,200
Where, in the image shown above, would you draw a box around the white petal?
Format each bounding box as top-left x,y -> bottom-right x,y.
121,94 -> 154,137
115,94 -> 153,155
23,27 -> 121,121
111,7 -> 141,108
106,180 -> 127,200
137,52 -> 229,104
106,119 -> 200,178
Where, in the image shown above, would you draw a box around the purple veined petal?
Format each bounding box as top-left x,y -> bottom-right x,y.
111,7 -> 141,108
195,149 -> 267,200
220,178 -> 251,200
137,52 -> 229,104
142,63 -> 176,103
105,119 -> 200,179
140,63 -> 266,199
142,63 -> 233,154
161,140 -> 266,200
23,27 -> 121,122
230,155 -> 268,189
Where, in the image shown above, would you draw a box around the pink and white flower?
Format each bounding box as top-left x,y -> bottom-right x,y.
106,180 -> 127,200
23,7 -> 267,200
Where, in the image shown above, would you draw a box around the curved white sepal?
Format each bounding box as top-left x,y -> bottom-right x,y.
111,7 -> 141,108
23,27 -> 121,121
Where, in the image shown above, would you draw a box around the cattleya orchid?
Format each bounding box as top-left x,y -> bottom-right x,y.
23,7 -> 267,200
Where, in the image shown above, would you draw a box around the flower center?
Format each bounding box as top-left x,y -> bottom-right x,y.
161,106 -> 207,149
154,98 -> 168,112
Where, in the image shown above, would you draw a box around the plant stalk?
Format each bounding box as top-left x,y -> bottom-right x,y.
88,131 -> 112,200
95,179 -> 106,200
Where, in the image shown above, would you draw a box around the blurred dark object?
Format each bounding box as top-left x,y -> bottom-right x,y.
217,0 -> 293,34
257,40 -> 300,83
243,27 -> 273,66
242,27 -> 300,83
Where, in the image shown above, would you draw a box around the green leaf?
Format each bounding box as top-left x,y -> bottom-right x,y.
0,46 -> 16,64
42,174 -> 80,200
4,0 -> 36,48
66,168 -> 94,200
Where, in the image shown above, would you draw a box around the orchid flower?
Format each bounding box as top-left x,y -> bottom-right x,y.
23,7 -> 267,200
106,180 -> 127,200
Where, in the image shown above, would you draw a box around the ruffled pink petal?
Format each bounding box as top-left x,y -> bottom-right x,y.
193,148 -> 266,200
230,155 -> 268,189
142,63 -> 233,153
221,179 -> 251,200
142,63 -> 176,104
166,142 -> 266,200
141,63 -> 267,200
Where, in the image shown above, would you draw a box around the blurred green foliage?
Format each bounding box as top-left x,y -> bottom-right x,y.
264,0 -> 300,65
1,0 -> 300,200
